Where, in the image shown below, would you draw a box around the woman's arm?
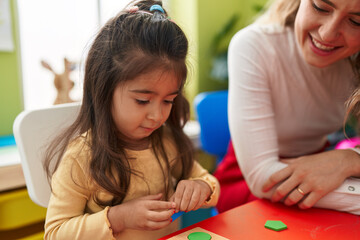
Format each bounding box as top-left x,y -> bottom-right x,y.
262,149 -> 360,213
228,26 -> 360,214
228,26 -> 287,198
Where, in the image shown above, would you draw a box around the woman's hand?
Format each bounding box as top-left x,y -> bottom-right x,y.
170,180 -> 212,213
107,193 -> 176,234
262,150 -> 359,209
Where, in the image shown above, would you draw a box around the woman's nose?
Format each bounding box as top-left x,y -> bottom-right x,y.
318,17 -> 342,43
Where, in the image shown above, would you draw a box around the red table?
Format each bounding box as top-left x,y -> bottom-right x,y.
159,199 -> 360,240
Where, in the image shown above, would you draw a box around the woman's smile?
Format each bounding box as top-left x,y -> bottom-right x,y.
308,34 -> 341,56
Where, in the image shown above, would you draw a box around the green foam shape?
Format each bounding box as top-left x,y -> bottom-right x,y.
187,231 -> 212,240
264,220 -> 288,231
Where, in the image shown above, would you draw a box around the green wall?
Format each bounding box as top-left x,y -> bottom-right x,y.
169,0 -> 267,105
168,0 -> 199,105
0,0 -> 23,136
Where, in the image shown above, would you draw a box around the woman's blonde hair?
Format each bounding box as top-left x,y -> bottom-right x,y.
256,0 -> 300,26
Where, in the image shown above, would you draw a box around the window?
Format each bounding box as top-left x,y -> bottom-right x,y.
17,0 -> 131,110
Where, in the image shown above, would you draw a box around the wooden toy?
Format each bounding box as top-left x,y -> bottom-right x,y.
41,58 -> 75,105
167,227 -> 229,240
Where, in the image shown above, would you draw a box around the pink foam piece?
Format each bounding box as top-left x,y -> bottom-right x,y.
335,137 -> 360,149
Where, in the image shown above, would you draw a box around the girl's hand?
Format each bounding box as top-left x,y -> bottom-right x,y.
262,150 -> 358,209
108,193 -> 176,234
170,180 -> 212,212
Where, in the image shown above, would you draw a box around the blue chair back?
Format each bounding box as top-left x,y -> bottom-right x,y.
194,90 -> 230,163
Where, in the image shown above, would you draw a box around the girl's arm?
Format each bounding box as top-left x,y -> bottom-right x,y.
45,149 -> 176,239
44,155 -> 114,240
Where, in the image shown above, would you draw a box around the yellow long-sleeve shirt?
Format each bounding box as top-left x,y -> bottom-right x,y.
44,131 -> 220,240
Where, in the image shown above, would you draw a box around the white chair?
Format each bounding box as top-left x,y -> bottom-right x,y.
13,102 -> 81,207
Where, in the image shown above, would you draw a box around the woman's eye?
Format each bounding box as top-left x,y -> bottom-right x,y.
164,100 -> 175,105
350,18 -> 360,27
136,99 -> 149,105
312,2 -> 329,13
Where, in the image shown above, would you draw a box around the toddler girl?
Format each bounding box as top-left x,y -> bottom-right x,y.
43,1 -> 220,239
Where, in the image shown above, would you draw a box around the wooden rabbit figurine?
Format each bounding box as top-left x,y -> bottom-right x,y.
41,58 -> 75,105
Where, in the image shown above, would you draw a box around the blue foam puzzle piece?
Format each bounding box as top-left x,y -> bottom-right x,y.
171,211 -> 185,221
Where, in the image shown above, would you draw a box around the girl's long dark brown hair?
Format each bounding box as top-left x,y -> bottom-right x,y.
44,0 -> 194,206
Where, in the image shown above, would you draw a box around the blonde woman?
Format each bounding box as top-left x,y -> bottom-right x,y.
218,0 -> 360,214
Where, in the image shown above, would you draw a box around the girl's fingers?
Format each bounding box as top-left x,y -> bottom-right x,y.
173,180 -> 211,212
146,200 -> 176,211
179,186 -> 193,212
174,184 -> 185,212
145,218 -> 173,231
193,190 -> 207,211
262,167 -> 292,192
147,208 -> 175,222
186,188 -> 200,211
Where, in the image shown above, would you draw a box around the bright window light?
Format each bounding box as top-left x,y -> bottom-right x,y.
17,0 -> 132,110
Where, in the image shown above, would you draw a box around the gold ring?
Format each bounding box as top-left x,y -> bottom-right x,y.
297,187 -> 305,195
